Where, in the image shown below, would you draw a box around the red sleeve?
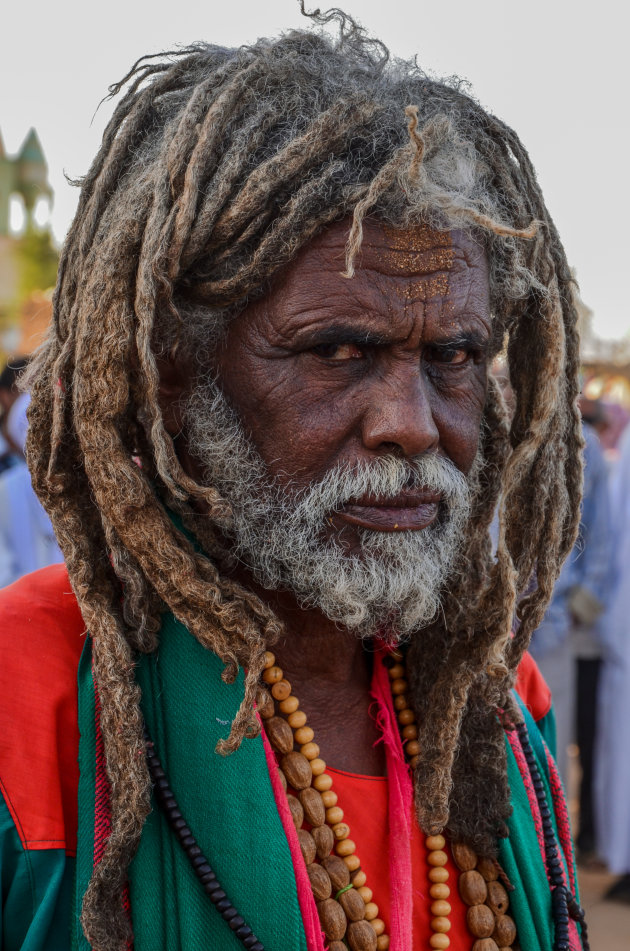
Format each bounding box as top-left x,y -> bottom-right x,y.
514,650 -> 552,722
0,564 -> 85,855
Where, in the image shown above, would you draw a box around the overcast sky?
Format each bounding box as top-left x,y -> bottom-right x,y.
2,0 -> 627,340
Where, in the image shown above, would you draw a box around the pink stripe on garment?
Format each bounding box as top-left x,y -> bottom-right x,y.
370,646 -> 414,951
506,727 -> 548,874
260,719 -> 326,951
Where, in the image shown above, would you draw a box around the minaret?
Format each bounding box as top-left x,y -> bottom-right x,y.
0,127 -> 52,235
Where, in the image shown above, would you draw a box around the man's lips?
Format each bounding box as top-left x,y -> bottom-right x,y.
336,490 -> 442,531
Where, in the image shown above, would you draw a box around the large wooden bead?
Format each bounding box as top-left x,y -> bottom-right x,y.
471,940 -> 499,951
459,870 -> 488,906
286,794 -> 304,829
339,886 -> 366,921
265,716 -> 294,754
346,918 -> 378,951
492,914 -> 517,947
298,829 -> 316,865
281,751 -> 312,790
451,842 -> 478,872
322,854 -> 350,890
256,687 -> 274,719
312,823 -> 335,860
486,881 -> 509,916
307,862 -> 332,901
277,768 -> 287,792
317,898 -> 347,941
299,787 -> 326,827
477,857 -> 499,882
466,904 -> 495,938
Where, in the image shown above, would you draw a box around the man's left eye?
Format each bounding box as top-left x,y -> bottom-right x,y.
430,347 -> 470,365
312,342 -> 364,360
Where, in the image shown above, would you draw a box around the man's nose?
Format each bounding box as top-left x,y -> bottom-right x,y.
360,363 -> 439,457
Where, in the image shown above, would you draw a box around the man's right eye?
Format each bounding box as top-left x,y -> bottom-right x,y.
311,342 -> 364,361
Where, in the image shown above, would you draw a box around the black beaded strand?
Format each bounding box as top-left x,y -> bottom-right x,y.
516,722 -> 590,951
144,726 -> 265,951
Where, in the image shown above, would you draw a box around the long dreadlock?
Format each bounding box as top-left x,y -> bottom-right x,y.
26,7 -> 582,947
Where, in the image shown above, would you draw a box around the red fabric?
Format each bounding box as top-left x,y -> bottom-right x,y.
515,650 -> 552,721
0,564 -> 85,854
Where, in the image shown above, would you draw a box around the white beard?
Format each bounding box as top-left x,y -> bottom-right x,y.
185,383 -> 472,638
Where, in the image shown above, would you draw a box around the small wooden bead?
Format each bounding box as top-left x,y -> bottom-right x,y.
322,854 -> 350,890
256,687 -> 275,719
427,850 -> 448,867
401,724 -> 418,740
310,757 -> 327,775
326,806 -> 344,825
335,837 -> 356,857
339,887 -> 366,922
262,665 -> 283,684
388,663 -> 405,679
451,842 -> 478,872
317,898 -> 347,941
265,716 -> 294,754
376,935 -> 390,950
431,917 -> 451,934
263,651 -> 276,668
357,885 -> 373,903
426,834 -> 446,851
431,900 -> 452,917
409,755 -> 420,769
298,828 -> 316,865
313,772 -> 333,792
391,678 -> 408,695
393,695 -> 408,711
288,710 -> 307,729
397,708 -> 415,724
429,935 -> 450,949
430,883 -> 451,900
271,679 -> 292,701
301,742 -> 321,760
471,940 -> 499,951
321,790 -> 338,808
459,870 -> 488,906
281,751 -> 312,790
364,902 -> 379,921
492,914 -> 517,947
299,787 -> 326,827
307,862 -> 332,901
343,853 -> 361,872
486,881 -> 509,916
351,869 -> 367,888
347,918 -> 378,951
312,823 -> 335,860
467,904 -> 495,938
286,794 -> 304,829
477,857 -> 499,882
428,867 -> 449,884
294,726 -> 315,745
405,740 -> 420,756
279,696 -> 299,714
333,822 -> 351,841
371,918 -> 385,936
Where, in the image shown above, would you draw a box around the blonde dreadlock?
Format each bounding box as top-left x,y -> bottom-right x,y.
26,7 -> 582,947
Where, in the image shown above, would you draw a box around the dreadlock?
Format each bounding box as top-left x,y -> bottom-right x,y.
26,6 -> 582,947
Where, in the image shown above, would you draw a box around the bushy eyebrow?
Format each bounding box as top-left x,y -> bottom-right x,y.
304,324 -> 387,347
427,330 -> 490,352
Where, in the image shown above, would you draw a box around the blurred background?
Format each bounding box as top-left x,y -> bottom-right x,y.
1,1 -> 629,945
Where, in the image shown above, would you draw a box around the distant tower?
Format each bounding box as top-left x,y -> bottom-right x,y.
0,127 -> 52,235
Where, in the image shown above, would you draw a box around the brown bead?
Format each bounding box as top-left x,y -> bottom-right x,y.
339,887 -> 366,921
486,881 -> 509,916
312,823 -> 335,860
388,663 -> 405,679
313,772 -> 333,792
393,694 -> 408,711
364,902 -> 379,921
263,650 -> 276,669
391,678 -> 408,695
307,862 -> 332,901
425,834 -> 446,851
459,870 -> 488,906
471,940 -> 499,951
265,716 -> 294,754
431,900 -> 452,917
281,751 -> 312,789
317,898 -> 347,941
326,806 -> 344,825
262,665 -> 283,684
357,886 -> 372,903
398,708 -> 415,724
279,695 -> 299,714
288,710 -> 307,729
333,821 -> 351,841
256,687 -> 275,719
286,794 -> 304,829
405,740 -> 420,756
343,854 -> 361,872
429,936 -> 450,950
271,678 -> 292,701
301,741 -> 321,760
277,768 -> 287,792
428,867 -> 449,884
492,914 -> 517,947
310,757 -> 326,775
401,724 -> 418,740
294,725 -> 315,745
322,854 -> 350,890
409,755 -> 420,769
371,918 -> 385,936
431,916 -> 451,933
328,944 -> 347,951
430,883 -> 450,900
376,936 -> 390,950
298,828 -> 316,865
351,870 -> 367,888
477,857 -> 499,881
346,918 -> 378,951
335,838 -> 356,857
466,904 -> 495,938
451,842 -> 478,872
321,790 -> 338,808
427,850 -> 448,867
299,787 -> 326,827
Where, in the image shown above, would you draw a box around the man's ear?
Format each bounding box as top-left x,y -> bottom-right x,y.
156,354 -> 190,437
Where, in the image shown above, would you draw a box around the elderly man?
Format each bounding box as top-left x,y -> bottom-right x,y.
0,10 -> 586,951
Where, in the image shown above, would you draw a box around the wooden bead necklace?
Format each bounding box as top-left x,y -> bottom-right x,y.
261,647 -> 518,951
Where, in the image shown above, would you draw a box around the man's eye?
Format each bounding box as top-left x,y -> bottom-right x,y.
428,346 -> 470,366
312,342 -> 364,360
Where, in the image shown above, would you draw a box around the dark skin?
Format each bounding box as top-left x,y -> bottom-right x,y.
165,219 -> 491,774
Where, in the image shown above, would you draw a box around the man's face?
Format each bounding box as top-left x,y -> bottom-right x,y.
183,220 -> 491,636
